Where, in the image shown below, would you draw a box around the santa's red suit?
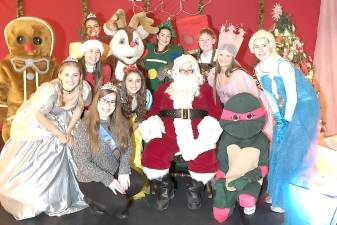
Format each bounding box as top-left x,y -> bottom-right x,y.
140,80 -> 222,184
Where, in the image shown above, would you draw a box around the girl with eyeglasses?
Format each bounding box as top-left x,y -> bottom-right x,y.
72,83 -> 144,219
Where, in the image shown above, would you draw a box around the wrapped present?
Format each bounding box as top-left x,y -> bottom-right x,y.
176,15 -> 209,53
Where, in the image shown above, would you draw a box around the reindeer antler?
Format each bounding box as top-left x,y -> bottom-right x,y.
104,8 -> 127,36
129,12 -> 158,34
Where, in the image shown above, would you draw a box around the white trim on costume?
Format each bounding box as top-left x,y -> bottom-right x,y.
142,167 -> 169,180
189,171 -> 215,184
145,59 -> 168,64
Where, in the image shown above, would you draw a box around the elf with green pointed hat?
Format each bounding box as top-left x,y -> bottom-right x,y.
213,93 -> 270,223
144,18 -> 183,92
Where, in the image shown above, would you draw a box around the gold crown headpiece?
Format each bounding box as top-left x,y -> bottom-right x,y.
217,24 -> 245,57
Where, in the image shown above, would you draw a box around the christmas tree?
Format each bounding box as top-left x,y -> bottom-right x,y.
271,3 -> 314,82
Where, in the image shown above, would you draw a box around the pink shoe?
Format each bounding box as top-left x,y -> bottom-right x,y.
213,207 -> 230,223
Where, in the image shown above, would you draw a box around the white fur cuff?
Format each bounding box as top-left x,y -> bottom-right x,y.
189,171 -> 215,184
142,167 -> 169,180
139,115 -> 165,142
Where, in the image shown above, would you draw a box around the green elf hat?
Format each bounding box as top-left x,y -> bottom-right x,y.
158,18 -> 176,38
220,93 -> 266,139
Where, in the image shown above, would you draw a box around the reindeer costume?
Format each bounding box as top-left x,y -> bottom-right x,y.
103,9 -> 158,85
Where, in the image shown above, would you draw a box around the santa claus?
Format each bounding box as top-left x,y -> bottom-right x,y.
139,54 -> 223,211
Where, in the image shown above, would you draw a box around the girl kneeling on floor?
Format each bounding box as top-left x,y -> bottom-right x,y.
72,82 -> 144,219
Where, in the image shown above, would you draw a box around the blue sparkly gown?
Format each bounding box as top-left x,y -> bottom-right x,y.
255,56 -> 319,209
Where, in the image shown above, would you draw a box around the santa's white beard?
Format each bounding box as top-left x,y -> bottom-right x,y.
166,75 -> 201,109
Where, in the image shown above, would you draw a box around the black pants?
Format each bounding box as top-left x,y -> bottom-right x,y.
78,168 -> 144,216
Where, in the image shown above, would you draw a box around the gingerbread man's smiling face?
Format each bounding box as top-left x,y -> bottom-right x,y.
5,17 -> 54,57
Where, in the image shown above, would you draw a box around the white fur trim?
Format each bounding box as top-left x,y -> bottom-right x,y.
139,115 -> 165,142
103,23 -> 117,37
136,25 -> 149,40
80,40 -> 104,56
174,118 -> 196,161
115,61 -> 126,81
142,167 -> 169,180
189,171 -> 215,184
171,55 -> 204,85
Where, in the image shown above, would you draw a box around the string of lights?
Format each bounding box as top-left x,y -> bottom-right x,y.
130,0 -> 213,17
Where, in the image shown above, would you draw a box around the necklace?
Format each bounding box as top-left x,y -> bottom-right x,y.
62,85 -> 79,94
62,87 -> 75,94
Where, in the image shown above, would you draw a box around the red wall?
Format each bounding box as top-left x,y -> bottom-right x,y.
0,0 -> 320,71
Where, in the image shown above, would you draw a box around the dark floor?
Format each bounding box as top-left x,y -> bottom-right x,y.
0,177 -> 283,225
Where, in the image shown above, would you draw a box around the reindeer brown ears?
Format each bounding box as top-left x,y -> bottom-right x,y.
104,8 -> 127,36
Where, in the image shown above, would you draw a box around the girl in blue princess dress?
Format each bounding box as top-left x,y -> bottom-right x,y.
249,30 -> 320,214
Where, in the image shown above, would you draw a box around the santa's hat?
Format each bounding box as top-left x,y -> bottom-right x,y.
217,24 -> 245,57
80,39 -> 104,56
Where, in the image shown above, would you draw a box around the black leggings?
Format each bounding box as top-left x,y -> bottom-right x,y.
78,169 -> 144,216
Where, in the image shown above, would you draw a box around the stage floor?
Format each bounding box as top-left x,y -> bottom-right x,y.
0,177 -> 283,225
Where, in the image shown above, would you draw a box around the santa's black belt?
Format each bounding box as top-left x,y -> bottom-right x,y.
159,109 -> 208,119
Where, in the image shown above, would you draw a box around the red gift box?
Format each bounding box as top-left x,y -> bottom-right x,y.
176,15 -> 209,53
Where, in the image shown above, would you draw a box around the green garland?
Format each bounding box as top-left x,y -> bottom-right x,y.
16,0 -> 23,17
198,0 -> 204,15
143,0 -> 149,12
82,0 -> 88,24
258,0 -> 265,29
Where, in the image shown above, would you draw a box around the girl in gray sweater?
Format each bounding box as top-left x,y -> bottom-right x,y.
72,82 -> 144,219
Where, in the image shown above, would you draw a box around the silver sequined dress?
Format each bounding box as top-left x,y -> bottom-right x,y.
0,80 -> 90,220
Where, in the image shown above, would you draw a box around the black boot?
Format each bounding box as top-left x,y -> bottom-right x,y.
154,175 -> 175,211
187,179 -> 204,210
150,179 -> 160,195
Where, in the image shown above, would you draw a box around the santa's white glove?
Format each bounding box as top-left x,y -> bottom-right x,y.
195,116 -> 223,154
139,115 -> 165,142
